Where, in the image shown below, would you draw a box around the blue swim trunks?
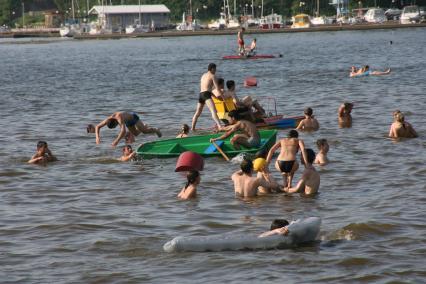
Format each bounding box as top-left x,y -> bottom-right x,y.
125,113 -> 140,127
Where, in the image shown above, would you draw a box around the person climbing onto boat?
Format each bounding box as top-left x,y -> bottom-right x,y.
296,107 -> 320,131
253,158 -> 281,194
388,110 -> 418,138
314,139 -> 329,165
338,102 -> 353,128
284,148 -> 320,195
178,170 -> 200,200
95,111 -> 162,147
266,129 -> 308,189
191,63 -> 224,131
237,27 -> 245,55
120,145 -> 137,162
210,110 -> 260,150
176,124 -> 190,138
28,141 -> 57,164
231,159 -> 273,198
258,219 -> 290,238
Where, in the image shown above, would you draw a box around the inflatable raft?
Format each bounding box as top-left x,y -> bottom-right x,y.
163,217 -> 321,252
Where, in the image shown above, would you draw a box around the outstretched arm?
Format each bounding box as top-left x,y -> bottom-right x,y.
211,124 -> 237,142
266,141 -> 280,164
285,177 -> 306,194
296,120 -> 304,130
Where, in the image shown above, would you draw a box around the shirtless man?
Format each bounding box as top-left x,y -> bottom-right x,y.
28,141 -> 57,164
231,159 -> 272,198
210,110 -> 260,150
389,111 -> 418,138
296,107 -> 320,131
338,102 -> 353,128
191,63 -> 223,131
284,148 -> 320,195
266,129 -> 307,189
237,27 -> 245,55
314,139 -> 329,165
95,111 -> 161,147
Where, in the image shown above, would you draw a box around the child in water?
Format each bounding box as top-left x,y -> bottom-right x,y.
176,124 -> 190,138
253,158 -> 281,194
258,219 -> 290,238
28,141 -> 57,164
120,145 -> 137,162
178,170 -> 200,200
314,139 -> 329,165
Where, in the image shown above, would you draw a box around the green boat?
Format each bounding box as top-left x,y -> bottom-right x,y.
136,130 -> 277,159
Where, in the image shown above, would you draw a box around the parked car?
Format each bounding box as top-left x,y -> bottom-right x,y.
400,5 -> 421,24
364,8 -> 387,23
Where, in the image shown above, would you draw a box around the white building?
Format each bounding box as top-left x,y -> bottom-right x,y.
88,5 -> 170,32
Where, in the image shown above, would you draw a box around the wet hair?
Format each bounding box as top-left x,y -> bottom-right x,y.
123,145 -> 132,152
181,124 -> 190,134
208,63 -> 216,71
365,65 -> 369,70
185,170 -> 200,189
226,80 -> 235,90
270,219 -> 289,230
255,149 -> 268,159
228,110 -> 241,120
304,107 -> 313,117
395,112 -> 404,123
305,148 -> 316,164
37,141 -> 47,149
288,129 -> 299,138
86,124 -> 95,133
217,78 -> 225,87
393,109 -> 401,118
316,139 -> 327,149
240,159 -> 253,174
344,102 -> 353,110
107,118 -> 119,129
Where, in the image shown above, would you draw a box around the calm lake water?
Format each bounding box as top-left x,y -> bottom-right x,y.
0,28 -> 425,283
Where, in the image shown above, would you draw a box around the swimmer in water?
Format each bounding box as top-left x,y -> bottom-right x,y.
176,124 -> 190,138
253,158 -> 281,194
258,219 -> 290,238
296,107 -> 320,131
388,110 -> 418,138
314,139 -> 329,165
266,129 -> 308,189
28,141 -> 57,164
120,145 -> 137,162
338,102 -> 353,128
350,65 -> 391,77
232,159 -> 273,198
86,124 -> 95,133
95,111 -> 162,147
284,148 -> 320,195
178,170 -> 200,200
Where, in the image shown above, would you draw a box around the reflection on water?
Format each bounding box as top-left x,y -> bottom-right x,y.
0,28 -> 425,283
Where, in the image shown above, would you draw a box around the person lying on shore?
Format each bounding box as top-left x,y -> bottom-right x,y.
338,102 -> 353,128
266,130 -> 307,189
283,148 -> 320,195
314,139 -> 329,165
120,145 -> 137,162
258,219 -> 290,238
28,141 -> 57,164
388,110 -> 418,138
232,159 -> 273,198
178,170 -> 200,200
210,110 -> 260,150
296,107 -> 320,131
95,111 -> 162,147
176,124 -> 190,138
192,63 -> 224,131
350,65 -> 391,77
253,158 -> 281,194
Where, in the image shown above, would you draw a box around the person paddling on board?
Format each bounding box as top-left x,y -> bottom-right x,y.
231,159 -> 273,198
237,27 -> 245,56
95,111 -> 162,147
284,148 -> 320,195
191,63 -> 224,131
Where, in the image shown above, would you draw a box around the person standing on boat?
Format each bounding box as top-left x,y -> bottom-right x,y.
237,27 -> 245,55
95,111 -> 162,147
191,63 -> 224,131
210,110 -> 260,150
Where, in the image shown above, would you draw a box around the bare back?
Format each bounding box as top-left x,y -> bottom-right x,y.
277,138 -> 300,161
297,117 -> 319,131
301,167 -> 320,195
232,172 -> 261,198
200,72 -> 215,92
236,120 -> 260,140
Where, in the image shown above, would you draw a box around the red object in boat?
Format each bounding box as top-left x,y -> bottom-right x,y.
244,77 -> 257,87
175,151 -> 204,172
222,54 -> 276,60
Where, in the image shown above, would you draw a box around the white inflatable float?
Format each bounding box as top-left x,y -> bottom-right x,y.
163,217 -> 321,252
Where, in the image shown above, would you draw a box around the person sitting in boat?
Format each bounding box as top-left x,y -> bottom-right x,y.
28,141 -> 57,165
178,170 -> 200,200
210,110 -> 260,150
120,145 -> 137,162
176,124 -> 190,138
245,38 -> 257,56
258,219 -> 290,238
296,107 -> 320,131
253,158 -> 281,194
237,27 -> 245,56
388,110 -> 418,139
338,102 -> 353,128
314,139 -> 329,166
231,159 -> 273,198
95,111 -> 162,147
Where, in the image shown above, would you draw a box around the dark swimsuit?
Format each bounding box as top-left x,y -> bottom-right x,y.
199,91 -> 213,104
277,160 -> 295,173
125,112 -> 140,127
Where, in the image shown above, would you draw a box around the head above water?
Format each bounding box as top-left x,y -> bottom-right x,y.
304,107 -> 313,117
288,129 -> 299,138
226,80 -> 235,90
253,158 -> 267,172
303,148 -> 316,165
240,159 -> 253,175
217,78 -> 225,88
395,112 -> 405,123
208,63 -> 216,73
344,102 -> 353,111
316,139 -> 328,149
270,219 -> 289,230
364,65 -> 370,71
86,124 -> 95,133
122,145 -> 133,153
181,124 -> 190,134
107,118 -> 119,129
185,170 -> 200,188
37,141 -> 47,150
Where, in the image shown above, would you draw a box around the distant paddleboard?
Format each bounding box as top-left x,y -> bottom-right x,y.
222,54 -> 277,60
244,77 -> 257,87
